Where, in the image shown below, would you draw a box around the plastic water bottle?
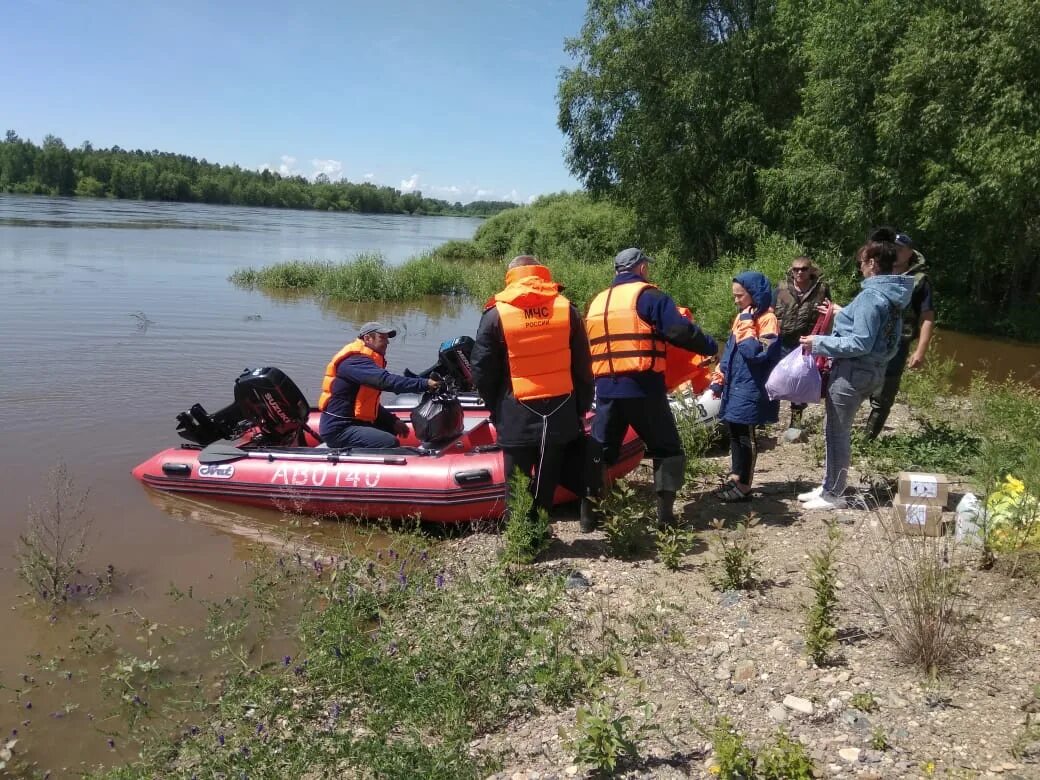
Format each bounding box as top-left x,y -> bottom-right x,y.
955,493 -> 985,546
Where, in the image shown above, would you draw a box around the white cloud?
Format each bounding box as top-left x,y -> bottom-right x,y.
400,173 -> 421,193
311,159 -> 343,180
475,188 -> 494,198
278,155 -> 298,176
363,172 -> 375,180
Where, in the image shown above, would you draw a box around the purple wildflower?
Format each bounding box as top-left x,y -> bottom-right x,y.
331,645 -> 342,659
190,725 -> 200,736
387,641 -> 398,656
330,702 -> 341,720
435,572 -> 446,589
294,666 -> 305,677
283,655 -> 292,666
107,738 -> 115,749
313,559 -> 323,574
218,733 -> 225,746
388,549 -> 398,560
397,572 -> 408,588
256,723 -> 264,735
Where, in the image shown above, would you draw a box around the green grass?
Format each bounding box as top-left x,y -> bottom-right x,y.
94,546 -> 601,779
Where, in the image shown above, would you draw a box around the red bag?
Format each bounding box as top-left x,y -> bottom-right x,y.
810,303 -> 835,396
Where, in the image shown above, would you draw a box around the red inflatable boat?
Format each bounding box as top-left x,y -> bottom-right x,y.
132,367 -> 644,524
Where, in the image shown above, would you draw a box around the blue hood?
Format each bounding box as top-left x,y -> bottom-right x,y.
862,274 -> 914,309
734,271 -> 774,316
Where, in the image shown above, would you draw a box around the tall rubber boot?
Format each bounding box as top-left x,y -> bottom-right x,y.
580,440 -> 606,533
656,490 -> 677,527
864,408 -> 886,441
653,455 -> 685,527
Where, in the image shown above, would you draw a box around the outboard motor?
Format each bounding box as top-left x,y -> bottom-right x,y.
233,367 -> 312,446
176,367 -> 312,447
405,336 -> 476,393
410,386 -> 464,449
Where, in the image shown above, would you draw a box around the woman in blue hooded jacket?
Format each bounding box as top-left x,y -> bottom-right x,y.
709,271 -> 782,501
798,240 -> 915,510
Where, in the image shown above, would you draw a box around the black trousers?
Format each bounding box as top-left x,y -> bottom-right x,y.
591,394 -> 682,463
502,444 -> 568,518
727,422 -> 758,486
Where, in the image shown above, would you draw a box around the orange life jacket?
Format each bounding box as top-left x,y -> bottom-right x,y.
664,306 -> 713,392
490,264 -> 574,400
317,339 -> 384,422
586,281 -> 666,377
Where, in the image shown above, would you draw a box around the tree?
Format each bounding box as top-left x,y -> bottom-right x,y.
558,0 -> 799,263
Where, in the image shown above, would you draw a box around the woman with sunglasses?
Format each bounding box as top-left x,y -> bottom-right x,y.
797,241 -> 914,510
773,256 -> 831,436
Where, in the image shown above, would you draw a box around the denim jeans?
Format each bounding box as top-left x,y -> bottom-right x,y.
823,360 -> 884,495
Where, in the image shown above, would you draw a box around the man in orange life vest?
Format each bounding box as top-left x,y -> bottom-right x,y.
318,321 -> 440,449
470,256 -> 594,521
584,248 -> 718,530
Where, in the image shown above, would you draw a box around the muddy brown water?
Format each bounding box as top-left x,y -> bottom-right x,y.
1,195 -> 1037,775
0,195 -> 484,775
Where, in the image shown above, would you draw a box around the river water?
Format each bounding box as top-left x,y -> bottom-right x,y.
0,195 -> 484,776
1,195 -> 1038,775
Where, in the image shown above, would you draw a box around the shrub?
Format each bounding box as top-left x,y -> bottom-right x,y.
756,730 -> 815,780
709,717 -> 756,779
804,521 -> 842,666
500,468 -> 551,566
570,700 -> 652,775
654,525 -> 697,570
850,691 -> 879,713
15,462 -> 98,605
853,509 -> 975,678
598,480 -> 651,559
709,514 -> 761,591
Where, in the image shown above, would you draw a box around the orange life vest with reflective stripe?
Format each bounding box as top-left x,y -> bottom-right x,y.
317,339 -> 384,422
664,306 -> 713,392
490,265 -> 574,401
586,281 -> 666,377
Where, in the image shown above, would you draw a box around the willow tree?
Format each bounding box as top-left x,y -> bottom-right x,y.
557,0 -> 799,264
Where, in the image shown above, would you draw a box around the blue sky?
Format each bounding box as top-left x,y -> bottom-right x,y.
2,0 -> 589,203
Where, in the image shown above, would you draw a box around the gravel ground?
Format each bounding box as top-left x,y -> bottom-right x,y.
448,403 -> 1040,779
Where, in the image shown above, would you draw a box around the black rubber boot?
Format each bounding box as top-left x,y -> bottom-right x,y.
579,498 -> 599,533
580,439 -> 607,533
656,490 -> 677,527
864,409 -> 886,441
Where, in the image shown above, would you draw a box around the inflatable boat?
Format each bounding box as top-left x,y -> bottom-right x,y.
132,366 -> 645,524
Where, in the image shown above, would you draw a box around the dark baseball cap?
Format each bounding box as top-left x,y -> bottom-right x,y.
614,247 -> 653,272
359,321 -> 397,338
894,232 -> 914,249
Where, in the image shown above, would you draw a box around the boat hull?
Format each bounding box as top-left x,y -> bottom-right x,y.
133,408 -> 644,524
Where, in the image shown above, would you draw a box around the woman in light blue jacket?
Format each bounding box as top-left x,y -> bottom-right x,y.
798,240 -> 914,510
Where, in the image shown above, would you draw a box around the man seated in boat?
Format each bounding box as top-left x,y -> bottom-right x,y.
318,321 -> 441,448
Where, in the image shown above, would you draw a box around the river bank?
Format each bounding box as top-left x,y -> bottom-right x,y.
72,375 -> 1040,780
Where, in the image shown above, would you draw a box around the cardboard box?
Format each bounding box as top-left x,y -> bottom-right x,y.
897,471 -> 951,507
893,495 -> 946,536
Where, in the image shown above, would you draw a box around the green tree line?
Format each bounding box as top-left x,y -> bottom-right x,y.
558,0 -> 1040,337
0,131 -> 517,218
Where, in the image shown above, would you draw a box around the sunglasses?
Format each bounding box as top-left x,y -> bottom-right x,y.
790,267 -> 811,273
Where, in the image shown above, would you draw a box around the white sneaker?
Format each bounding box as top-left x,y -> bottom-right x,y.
803,491 -> 847,510
797,485 -> 824,502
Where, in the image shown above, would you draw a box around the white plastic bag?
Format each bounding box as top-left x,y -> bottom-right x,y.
765,348 -> 822,404
955,492 -> 985,546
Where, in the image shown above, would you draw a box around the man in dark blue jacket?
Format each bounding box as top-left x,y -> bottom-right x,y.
584,248 -> 718,530
318,321 -> 440,449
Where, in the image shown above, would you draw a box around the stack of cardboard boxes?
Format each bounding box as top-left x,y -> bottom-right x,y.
893,472 -> 952,536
